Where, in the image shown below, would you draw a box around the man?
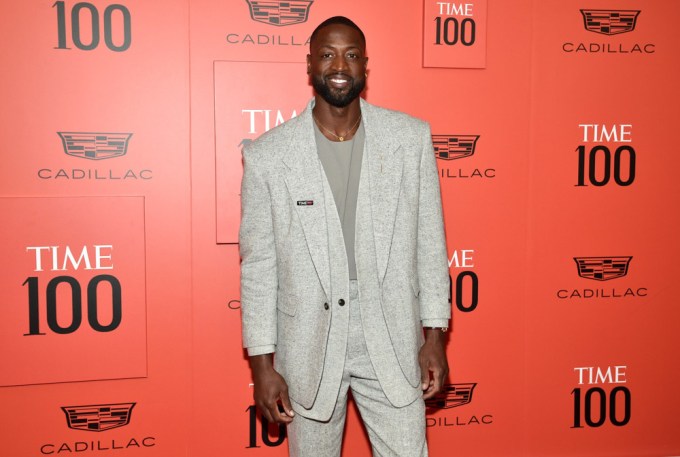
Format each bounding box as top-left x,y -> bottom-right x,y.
240,16 -> 450,456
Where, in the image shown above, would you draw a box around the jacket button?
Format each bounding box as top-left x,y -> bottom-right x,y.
324,302 -> 329,310
338,298 -> 345,306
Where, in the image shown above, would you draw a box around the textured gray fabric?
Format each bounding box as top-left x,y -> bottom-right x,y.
287,282 -> 427,457
314,121 -> 364,280
239,98 -> 450,418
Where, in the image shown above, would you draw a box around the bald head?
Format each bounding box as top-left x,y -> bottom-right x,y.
310,16 -> 366,51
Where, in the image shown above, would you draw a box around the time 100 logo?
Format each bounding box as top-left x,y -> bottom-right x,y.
53,1 -> 132,52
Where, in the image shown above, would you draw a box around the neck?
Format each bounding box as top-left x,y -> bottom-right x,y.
312,96 -> 362,142
312,96 -> 362,130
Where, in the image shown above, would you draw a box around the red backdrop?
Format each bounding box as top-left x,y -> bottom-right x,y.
1,1 -> 678,456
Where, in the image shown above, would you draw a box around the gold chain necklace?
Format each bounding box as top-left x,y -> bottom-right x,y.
313,114 -> 362,142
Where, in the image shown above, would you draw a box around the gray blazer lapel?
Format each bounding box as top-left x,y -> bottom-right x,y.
361,100 -> 404,284
282,107 -> 332,299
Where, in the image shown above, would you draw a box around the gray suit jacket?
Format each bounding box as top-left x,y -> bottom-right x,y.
240,98 -> 450,413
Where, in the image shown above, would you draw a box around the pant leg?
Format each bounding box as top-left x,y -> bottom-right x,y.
346,282 -> 428,457
286,282 -> 356,456
287,378 -> 350,457
350,377 -> 428,457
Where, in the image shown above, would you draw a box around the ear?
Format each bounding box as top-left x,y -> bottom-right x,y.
306,54 -> 311,74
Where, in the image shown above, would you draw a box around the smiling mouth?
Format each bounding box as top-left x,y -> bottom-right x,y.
326,74 -> 351,88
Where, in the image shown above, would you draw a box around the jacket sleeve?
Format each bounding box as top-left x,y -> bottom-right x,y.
239,147 -> 279,354
416,122 -> 451,327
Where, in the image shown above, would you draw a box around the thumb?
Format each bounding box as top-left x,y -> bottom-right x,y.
421,363 -> 430,390
280,389 -> 295,417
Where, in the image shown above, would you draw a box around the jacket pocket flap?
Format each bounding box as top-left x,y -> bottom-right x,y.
276,292 -> 298,316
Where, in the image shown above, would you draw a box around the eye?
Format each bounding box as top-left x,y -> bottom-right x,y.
346,52 -> 358,59
321,52 -> 333,59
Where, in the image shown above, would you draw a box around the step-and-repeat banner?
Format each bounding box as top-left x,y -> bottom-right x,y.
1,1 -> 678,456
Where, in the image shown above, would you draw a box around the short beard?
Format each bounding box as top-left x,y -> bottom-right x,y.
312,74 -> 365,108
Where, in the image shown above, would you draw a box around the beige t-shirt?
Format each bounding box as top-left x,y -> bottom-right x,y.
313,121 -> 365,280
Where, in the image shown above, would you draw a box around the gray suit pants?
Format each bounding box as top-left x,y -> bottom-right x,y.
287,281 -> 428,457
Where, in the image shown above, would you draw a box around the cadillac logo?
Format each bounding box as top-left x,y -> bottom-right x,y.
57,132 -> 133,160
432,135 -> 480,161
245,0 -> 314,26
580,10 -> 640,36
425,383 -> 477,409
61,403 -> 136,432
574,256 -> 633,281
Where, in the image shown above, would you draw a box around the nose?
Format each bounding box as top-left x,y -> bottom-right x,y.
331,54 -> 348,72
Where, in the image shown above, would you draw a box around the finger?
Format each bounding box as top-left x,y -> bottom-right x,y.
273,405 -> 294,424
420,363 -> 430,390
422,378 -> 436,399
268,401 -> 293,424
431,367 -> 443,395
268,395 -> 294,424
257,402 -> 274,423
280,389 -> 295,417
422,383 -> 437,400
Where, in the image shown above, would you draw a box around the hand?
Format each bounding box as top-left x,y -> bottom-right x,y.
419,329 -> 449,400
250,354 -> 295,424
